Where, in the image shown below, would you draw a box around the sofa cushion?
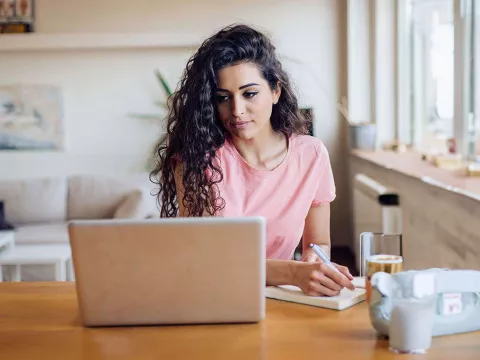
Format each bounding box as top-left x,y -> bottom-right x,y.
67,173 -> 159,220
114,189 -> 154,219
14,223 -> 69,245
0,178 -> 68,225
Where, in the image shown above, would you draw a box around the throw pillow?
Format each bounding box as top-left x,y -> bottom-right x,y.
113,189 -> 150,219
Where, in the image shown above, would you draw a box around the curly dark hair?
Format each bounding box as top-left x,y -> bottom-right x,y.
150,24 -> 311,217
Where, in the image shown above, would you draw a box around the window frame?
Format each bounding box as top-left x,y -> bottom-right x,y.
396,0 -> 477,157
347,0 -> 476,156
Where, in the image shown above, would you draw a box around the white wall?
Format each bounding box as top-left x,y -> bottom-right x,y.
1,49 -> 192,176
1,0 -> 352,247
1,0 -> 343,175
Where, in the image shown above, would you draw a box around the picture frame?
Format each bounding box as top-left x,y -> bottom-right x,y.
15,0 -> 33,20
0,84 -> 65,151
0,0 -> 34,33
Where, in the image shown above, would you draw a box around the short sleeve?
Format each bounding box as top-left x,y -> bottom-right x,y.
311,142 -> 336,206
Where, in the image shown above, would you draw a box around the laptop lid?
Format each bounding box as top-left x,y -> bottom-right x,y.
68,217 -> 266,327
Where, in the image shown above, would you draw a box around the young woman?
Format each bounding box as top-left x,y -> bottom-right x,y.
150,24 -> 354,296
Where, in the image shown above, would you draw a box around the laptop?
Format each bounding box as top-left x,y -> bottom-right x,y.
68,216 -> 266,327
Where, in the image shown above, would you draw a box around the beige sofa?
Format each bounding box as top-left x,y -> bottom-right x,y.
0,173 -> 160,281
0,173 -> 160,246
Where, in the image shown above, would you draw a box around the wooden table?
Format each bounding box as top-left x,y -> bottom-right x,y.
0,283 -> 479,359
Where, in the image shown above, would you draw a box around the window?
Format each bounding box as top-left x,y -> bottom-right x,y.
409,0 -> 454,151
474,1 -> 479,157
405,0 -> 477,158
463,0 -> 477,158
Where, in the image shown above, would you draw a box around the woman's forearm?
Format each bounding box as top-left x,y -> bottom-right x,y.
266,259 -> 298,286
302,244 -> 331,260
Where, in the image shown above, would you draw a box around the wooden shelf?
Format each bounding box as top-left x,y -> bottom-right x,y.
0,32 -> 202,52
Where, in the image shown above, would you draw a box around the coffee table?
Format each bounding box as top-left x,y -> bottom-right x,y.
0,244 -> 73,282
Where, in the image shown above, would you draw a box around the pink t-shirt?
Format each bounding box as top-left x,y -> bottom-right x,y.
214,134 -> 336,260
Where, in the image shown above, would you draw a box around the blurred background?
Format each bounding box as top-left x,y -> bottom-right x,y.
0,0 -> 478,279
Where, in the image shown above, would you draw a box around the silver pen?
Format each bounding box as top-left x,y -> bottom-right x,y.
309,243 -> 341,273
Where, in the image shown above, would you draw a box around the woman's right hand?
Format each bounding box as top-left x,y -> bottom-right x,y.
293,261 -> 355,297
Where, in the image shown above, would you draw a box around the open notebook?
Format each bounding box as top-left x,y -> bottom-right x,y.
265,277 -> 366,311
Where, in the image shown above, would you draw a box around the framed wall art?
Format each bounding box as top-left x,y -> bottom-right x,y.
0,0 -> 35,33
0,84 -> 65,150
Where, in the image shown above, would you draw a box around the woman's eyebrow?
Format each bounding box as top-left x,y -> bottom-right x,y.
216,83 -> 260,92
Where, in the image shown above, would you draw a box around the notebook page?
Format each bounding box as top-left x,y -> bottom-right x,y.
266,285 -> 366,310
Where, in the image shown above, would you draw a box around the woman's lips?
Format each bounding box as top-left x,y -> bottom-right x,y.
231,121 -> 252,129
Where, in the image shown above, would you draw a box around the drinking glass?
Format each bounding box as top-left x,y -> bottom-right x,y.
389,296 -> 436,354
359,232 -> 403,304
359,232 -> 403,277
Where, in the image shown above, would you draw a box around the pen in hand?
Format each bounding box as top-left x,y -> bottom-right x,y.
309,243 -> 355,291
309,243 -> 342,273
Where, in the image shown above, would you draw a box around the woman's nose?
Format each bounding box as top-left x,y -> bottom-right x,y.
231,97 -> 246,117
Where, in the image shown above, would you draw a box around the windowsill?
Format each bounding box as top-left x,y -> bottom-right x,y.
351,149 -> 480,202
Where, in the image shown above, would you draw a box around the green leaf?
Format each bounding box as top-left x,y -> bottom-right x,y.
154,100 -> 168,110
155,69 -> 173,97
128,112 -> 162,121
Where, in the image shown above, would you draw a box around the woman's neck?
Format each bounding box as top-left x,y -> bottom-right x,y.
231,127 -> 288,171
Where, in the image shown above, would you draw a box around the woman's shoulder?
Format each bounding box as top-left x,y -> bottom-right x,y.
290,134 -> 329,159
214,138 -> 232,158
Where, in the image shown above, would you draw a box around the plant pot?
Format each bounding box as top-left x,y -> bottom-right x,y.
348,123 -> 376,150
